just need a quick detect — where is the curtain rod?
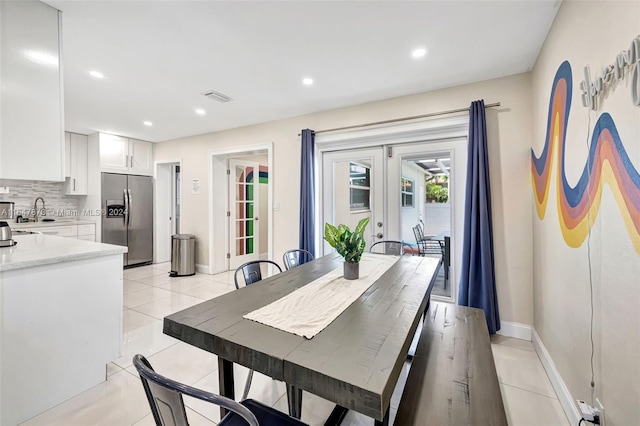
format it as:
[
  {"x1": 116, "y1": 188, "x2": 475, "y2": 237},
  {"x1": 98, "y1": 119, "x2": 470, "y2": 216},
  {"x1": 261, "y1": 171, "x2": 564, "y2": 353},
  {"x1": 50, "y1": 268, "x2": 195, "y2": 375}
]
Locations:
[{"x1": 298, "y1": 102, "x2": 500, "y2": 136}]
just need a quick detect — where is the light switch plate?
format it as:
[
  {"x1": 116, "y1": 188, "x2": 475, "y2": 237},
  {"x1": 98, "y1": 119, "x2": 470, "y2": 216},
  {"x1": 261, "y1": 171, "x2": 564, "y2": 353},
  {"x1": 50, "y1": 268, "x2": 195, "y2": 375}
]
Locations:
[{"x1": 273, "y1": 201, "x2": 280, "y2": 211}]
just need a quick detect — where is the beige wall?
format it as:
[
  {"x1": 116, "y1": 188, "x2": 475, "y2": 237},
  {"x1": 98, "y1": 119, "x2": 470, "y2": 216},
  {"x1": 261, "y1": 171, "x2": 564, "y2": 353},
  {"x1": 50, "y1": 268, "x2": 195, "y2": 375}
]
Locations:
[
  {"x1": 155, "y1": 72, "x2": 534, "y2": 326},
  {"x1": 531, "y1": 1, "x2": 640, "y2": 425}
]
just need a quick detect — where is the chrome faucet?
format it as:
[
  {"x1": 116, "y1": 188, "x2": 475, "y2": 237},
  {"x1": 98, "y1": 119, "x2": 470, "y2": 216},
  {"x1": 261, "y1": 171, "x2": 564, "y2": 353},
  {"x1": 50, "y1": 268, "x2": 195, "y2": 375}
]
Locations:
[{"x1": 33, "y1": 197, "x2": 46, "y2": 222}]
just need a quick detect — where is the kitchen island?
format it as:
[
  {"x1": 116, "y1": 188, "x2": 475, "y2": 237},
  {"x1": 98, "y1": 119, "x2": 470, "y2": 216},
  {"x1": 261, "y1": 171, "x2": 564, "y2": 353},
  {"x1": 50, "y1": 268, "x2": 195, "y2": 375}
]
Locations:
[{"x1": 0, "y1": 234, "x2": 127, "y2": 425}]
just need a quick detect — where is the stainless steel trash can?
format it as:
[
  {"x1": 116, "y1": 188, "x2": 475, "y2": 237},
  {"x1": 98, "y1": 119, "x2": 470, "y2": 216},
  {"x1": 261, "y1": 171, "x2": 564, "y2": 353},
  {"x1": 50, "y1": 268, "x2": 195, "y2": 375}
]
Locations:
[{"x1": 170, "y1": 234, "x2": 196, "y2": 277}]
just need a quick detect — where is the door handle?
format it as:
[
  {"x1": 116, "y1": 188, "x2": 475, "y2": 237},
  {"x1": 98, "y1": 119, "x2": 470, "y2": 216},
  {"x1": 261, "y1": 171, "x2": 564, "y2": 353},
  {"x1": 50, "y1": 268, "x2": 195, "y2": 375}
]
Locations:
[
  {"x1": 372, "y1": 233, "x2": 383, "y2": 239},
  {"x1": 73, "y1": 178, "x2": 76, "y2": 191},
  {"x1": 127, "y1": 189, "x2": 132, "y2": 226},
  {"x1": 123, "y1": 189, "x2": 129, "y2": 225}
]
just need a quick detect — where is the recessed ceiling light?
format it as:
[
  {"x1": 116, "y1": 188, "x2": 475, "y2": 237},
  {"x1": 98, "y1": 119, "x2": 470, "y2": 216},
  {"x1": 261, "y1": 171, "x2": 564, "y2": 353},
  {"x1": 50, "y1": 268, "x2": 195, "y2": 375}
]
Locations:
[
  {"x1": 302, "y1": 78, "x2": 314, "y2": 86},
  {"x1": 195, "y1": 108, "x2": 206, "y2": 116},
  {"x1": 89, "y1": 70, "x2": 104, "y2": 79},
  {"x1": 411, "y1": 48, "x2": 427, "y2": 59},
  {"x1": 143, "y1": 121, "x2": 153, "y2": 126}
]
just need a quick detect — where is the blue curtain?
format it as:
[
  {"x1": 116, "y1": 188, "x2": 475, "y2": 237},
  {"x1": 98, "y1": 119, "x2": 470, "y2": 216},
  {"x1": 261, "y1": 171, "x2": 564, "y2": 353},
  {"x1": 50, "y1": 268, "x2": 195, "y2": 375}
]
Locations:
[
  {"x1": 299, "y1": 129, "x2": 316, "y2": 256},
  {"x1": 458, "y1": 100, "x2": 500, "y2": 334}
]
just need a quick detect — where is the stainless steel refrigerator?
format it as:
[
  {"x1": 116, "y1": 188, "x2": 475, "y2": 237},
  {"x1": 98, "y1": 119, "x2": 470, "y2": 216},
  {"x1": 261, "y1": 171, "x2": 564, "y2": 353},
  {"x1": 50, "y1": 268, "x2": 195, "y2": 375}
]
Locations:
[{"x1": 102, "y1": 173, "x2": 153, "y2": 267}]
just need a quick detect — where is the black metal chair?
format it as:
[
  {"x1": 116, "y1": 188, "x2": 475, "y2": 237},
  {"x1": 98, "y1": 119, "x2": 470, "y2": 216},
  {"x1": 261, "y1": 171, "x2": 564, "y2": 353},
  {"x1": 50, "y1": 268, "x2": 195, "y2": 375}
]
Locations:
[
  {"x1": 412, "y1": 225, "x2": 443, "y2": 257},
  {"x1": 233, "y1": 260, "x2": 283, "y2": 400},
  {"x1": 369, "y1": 240, "x2": 413, "y2": 256},
  {"x1": 133, "y1": 354, "x2": 307, "y2": 426},
  {"x1": 282, "y1": 249, "x2": 315, "y2": 270},
  {"x1": 234, "y1": 260, "x2": 283, "y2": 289}
]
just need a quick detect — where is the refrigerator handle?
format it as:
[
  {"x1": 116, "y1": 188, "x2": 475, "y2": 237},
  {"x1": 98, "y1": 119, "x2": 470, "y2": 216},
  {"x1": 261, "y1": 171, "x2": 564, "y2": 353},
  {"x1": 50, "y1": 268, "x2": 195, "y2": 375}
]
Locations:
[
  {"x1": 124, "y1": 189, "x2": 129, "y2": 226},
  {"x1": 127, "y1": 189, "x2": 132, "y2": 227}
]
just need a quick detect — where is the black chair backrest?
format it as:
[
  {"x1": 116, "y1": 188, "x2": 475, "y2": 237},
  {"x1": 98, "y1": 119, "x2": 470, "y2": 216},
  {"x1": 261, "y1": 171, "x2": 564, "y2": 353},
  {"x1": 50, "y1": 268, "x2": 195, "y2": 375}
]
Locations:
[
  {"x1": 133, "y1": 354, "x2": 259, "y2": 426},
  {"x1": 370, "y1": 240, "x2": 412, "y2": 256},
  {"x1": 282, "y1": 249, "x2": 315, "y2": 270},
  {"x1": 412, "y1": 226, "x2": 423, "y2": 246},
  {"x1": 234, "y1": 260, "x2": 283, "y2": 289}
]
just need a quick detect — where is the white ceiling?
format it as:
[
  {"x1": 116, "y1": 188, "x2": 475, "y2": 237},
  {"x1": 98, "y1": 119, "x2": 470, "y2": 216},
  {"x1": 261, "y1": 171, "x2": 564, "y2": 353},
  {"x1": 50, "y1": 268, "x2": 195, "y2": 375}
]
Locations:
[{"x1": 45, "y1": 0, "x2": 560, "y2": 142}]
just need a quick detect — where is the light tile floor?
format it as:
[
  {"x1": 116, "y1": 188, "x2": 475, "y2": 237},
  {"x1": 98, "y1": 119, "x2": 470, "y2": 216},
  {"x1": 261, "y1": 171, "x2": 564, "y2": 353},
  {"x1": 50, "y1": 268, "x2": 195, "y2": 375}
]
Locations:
[{"x1": 21, "y1": 263, "x2": 570, "y2": 426}]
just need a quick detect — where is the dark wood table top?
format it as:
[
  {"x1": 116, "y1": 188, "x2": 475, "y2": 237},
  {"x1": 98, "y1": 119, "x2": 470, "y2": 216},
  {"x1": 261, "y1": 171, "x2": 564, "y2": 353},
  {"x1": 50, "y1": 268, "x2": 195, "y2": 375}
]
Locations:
[{"x1": 164, "y1": 253, "x2": 439, "y2": 421}]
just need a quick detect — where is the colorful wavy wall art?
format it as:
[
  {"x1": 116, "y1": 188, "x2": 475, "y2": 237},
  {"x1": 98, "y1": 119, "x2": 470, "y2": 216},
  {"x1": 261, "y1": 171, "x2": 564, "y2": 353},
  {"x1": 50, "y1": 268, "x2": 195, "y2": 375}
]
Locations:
[{"x1": 531, "y1": 61, "x2": 640, "y2": 254}]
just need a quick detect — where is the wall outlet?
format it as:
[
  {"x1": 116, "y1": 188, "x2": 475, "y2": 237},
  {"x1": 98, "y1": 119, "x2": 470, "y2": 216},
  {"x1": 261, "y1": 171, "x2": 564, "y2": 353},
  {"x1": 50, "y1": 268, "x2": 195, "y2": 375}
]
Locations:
[{"x1": 0, "y1": 186, "x2": 9, "y2": 194}]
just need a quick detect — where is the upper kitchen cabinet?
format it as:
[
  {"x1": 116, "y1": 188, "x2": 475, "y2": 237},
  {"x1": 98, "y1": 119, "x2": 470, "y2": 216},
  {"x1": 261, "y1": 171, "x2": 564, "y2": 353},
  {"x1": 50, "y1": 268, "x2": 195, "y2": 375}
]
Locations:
[
  {"x1": 0, "y1": 1, "x2": 64, "y2": 181},
  {"x1": 65, "y1": 132, "x2": 88, "y2": 195},
  {"x1": 97, "y1": 133, "x2": 153, "y2": 176}
]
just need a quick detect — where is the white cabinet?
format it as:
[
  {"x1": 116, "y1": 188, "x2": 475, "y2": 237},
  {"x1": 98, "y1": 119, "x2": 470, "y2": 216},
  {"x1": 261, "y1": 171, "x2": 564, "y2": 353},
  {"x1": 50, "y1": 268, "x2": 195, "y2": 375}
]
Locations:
[
  {"x1": 129, "y1": 139, "x2": 154, "y2": 175},
  {"x1": 27, "y1": 223, "x2": 95, "y2": 241},
  {"x1": 0, "y1": 1, "x2": 64, "y2": 181},
  {"x1": 77, "y1": 224, "x2": 96, "y2": 241},
  {"x1": 99, "y1": 133, "x2": 129, "y2": 172},
  {"x1": 29, "y1": 225, "x2": 78, "y2": 238},
  {"x1": 98, "y1": 133, "x2": 153, "y2": 176},
  {"x1": 65, "y1": 133, "x2": 88, "y2": 195}
]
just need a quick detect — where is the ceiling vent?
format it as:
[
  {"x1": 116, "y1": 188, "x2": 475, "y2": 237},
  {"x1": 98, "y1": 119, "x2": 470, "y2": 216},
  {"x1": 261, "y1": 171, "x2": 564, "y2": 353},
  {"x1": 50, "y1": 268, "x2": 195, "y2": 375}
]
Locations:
[{"x1": 202, "y1": 90, "x2": 233, "y2": 103}]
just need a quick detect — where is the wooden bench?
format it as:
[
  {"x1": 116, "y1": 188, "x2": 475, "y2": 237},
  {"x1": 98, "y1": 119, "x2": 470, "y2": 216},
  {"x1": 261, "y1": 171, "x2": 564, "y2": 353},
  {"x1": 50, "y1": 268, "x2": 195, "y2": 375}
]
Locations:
[{"x1": 395, "y1": 302, "x2": 507, "y2": 425}]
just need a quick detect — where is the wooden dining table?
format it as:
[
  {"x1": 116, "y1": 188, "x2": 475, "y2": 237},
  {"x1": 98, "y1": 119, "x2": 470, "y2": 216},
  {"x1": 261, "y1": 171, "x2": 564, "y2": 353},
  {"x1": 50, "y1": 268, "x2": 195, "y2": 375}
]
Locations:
[{"x1": 163, "y1": 253, "x2": 439, "y2": 425}]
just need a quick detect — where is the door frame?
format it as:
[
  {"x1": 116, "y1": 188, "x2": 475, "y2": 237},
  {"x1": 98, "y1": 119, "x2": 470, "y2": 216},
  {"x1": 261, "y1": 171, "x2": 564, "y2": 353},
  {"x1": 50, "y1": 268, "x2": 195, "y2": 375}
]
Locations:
[
  {"x1": 154, "y1": 158, "x2": 182, "y2": 264},
  {"x1": 316, "y1": 115, "x2": 468, "y2": 300},
  {"x1": 208, "y1": 143, "x2": 274, "y2": 274}
]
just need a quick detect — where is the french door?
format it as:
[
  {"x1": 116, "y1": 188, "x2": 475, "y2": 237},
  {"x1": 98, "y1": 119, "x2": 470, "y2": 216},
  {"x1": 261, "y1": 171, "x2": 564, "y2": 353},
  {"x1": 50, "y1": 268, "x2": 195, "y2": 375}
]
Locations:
[
  {"x1": 321, "y1": 139, "x2": 466, "y2": 302},
  {"x1": 321, "y1": 148, "x2": 385, "y2": 255},
  {"x1": 229, "y1": 159, "x2": 260, "y2": 268}
]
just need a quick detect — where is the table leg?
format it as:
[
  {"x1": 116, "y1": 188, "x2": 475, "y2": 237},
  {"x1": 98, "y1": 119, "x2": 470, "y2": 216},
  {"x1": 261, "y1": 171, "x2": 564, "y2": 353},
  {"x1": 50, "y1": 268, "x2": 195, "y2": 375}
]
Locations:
[
  {"x1": 374, "y1": 408, "x2": 390, "y2": 426},
  {"x1": 286, "y1": 383, "x2": 303, "y2": 419},
  {"x1": 218, "y1": 358, "x2": 235, "y2": 418},
  {"x1": 324, "y1": 405, "x2": 349, "y2": 426}
]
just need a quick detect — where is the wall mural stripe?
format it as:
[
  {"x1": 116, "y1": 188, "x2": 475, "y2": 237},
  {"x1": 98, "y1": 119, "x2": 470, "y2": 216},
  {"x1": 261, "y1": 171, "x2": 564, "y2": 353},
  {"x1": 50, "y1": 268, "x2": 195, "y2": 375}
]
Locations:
[{"x1": 531, "y1": 60, "x2": 640, "y2": 254}]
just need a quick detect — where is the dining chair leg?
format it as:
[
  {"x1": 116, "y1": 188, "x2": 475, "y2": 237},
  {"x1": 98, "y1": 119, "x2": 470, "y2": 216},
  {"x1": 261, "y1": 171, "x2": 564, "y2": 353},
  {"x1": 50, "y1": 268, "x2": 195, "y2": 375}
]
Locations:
[
  {"x1": 286, "y1": 383, "x2": 303, "y2": 419},
  {"x1": 218, "y1": 357, "x2": 235, "y2": 418},
  {"x1": 241, "y1": 369, "x2": 254, "y2": 400}
]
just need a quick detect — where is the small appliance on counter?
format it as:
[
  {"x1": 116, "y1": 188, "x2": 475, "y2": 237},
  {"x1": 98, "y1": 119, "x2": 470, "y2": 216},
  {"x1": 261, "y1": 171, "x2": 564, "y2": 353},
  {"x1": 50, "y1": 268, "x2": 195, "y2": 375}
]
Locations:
[{"x1": 0, "y1": 221, "x2": 17, "y2": 247}]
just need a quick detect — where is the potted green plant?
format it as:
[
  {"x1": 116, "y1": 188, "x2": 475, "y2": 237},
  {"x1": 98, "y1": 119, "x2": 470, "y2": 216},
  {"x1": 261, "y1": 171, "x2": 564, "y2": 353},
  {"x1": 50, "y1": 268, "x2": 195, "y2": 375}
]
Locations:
[{"x1": 324, "y1": 217, "x2": 370, "y2": 280}]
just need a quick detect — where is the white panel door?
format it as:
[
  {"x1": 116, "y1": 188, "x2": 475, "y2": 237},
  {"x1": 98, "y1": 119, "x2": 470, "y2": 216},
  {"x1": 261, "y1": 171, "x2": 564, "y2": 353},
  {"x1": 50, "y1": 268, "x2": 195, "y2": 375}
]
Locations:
[
  {"x1": 322, "y1": 148, "x2": 384, "y2": 255},
  {"x1": 229, "y1": 159, "x2": 260, "y2": 268}
]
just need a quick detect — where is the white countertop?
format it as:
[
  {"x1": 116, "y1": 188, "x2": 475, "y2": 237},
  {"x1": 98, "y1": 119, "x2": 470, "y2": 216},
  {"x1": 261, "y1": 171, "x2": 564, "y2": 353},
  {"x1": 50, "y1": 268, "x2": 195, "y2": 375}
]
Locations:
[
  {"x1": 0, "y1": 234, "x2": 127, "y2": 272},
  {"x1": 10, "y1": 219, "x2": 97, "y2": 229}
]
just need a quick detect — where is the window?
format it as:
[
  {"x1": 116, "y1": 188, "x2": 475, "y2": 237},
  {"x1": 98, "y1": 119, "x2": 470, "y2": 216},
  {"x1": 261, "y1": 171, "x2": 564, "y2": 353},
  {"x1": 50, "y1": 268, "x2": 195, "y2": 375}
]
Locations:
[
  {"x1": 401, "y1": 177, "x2": 414, "y2": 207},
  {"x1": 349, "y1": 163, "x2": 370, "y2": 211}
]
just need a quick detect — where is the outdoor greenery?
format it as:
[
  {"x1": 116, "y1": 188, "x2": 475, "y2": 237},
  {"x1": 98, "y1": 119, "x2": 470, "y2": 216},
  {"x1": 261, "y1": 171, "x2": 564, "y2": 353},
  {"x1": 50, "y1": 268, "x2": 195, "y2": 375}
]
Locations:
[
  {"x1": 425, "y1": 178, "x2": 449, "y2": 203},
  {"x1": 324, "y1": 217, "x2": 370, "y2": 263}
]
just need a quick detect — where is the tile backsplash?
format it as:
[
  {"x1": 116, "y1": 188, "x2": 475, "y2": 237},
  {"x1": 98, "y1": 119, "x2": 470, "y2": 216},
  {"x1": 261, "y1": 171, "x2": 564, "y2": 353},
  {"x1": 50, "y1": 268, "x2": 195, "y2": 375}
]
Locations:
[{"x1": 0, "y1": 179, "x2": 82, "y2": 219}]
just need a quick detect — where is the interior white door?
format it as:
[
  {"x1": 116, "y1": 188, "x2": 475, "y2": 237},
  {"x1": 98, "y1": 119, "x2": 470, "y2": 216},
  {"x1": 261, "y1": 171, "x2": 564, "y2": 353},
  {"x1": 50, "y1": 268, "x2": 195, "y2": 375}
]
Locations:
[
  {"x1": 229, "y1": 159, "x2": 260, "y2": 268},
  {"x1": 155, "y1": 163, "x2": 173, "y2": 263},
  {"x1": 321, "y1": 148, "x2": 384, "y2": 255}
]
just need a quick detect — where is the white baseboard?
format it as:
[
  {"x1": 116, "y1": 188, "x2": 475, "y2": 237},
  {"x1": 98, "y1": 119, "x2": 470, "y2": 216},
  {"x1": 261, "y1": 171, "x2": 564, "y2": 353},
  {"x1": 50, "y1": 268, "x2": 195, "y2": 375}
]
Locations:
[
  {"x1": 497, "y1": 320, "x2": 532, "y2": 341},
  {"x1": 532, "y1": 329, "x2": 580, "y2": 426},
  {"x1": 195, "y1": 264, "x2": 211, "y2": 274}
]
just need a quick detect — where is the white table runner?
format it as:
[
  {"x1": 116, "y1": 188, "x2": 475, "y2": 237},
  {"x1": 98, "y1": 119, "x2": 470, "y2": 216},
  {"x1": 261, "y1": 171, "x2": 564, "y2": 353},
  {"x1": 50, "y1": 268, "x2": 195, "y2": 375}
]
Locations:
[{"x1": 243, "y1": 253, "x2": 400, "y2": 339}]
